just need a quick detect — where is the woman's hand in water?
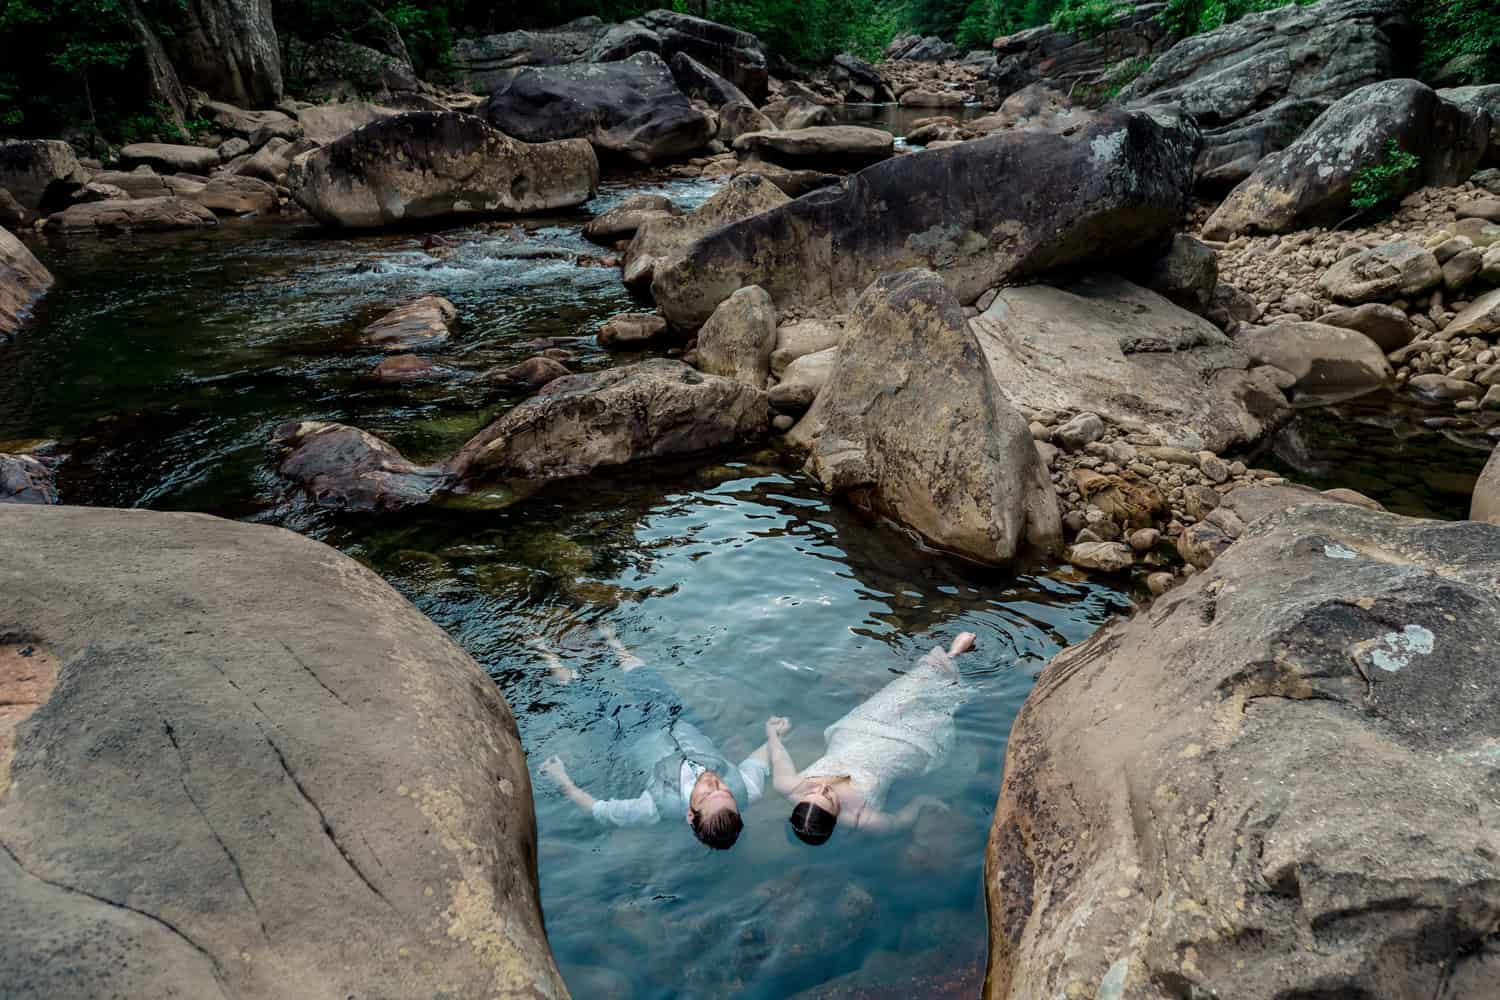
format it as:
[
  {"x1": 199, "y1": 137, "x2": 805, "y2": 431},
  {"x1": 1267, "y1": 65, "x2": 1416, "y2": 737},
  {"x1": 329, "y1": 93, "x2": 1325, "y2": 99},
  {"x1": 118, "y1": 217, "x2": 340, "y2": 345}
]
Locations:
[
  {"x1": 539, "y1": 755, "x2": 570, "y2": 785},
  {"x1": 948, "y1": 632, "x2": 978, "y2": 657},
  {"x1": 765, "y1": 716, "x2": 792, "y2": 739}
]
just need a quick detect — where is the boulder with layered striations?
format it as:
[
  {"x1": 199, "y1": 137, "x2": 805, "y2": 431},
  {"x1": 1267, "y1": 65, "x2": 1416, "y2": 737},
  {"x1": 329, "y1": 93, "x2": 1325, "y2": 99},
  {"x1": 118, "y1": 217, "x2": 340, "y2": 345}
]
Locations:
[
  {"x1": 447, "y1": 358, "x2": 769, "y2": 486},
  {"x1": 986, "y1": 502, "x2": 1500, "y2": 999},
  {"x1": 1, "y1": 227, "x2": 53, "y2": 339},
  {"x1": 288, "y1": 111, "x2": 598, "y2": 229},
  {"x1": 789, "y1": 270, "x2": 1060, "y2": 565},
  {"x1": 483, "y1": 52, "x2": 714, "y2": 165},
  {"x1": 0, "y1": 504, "x2": 566, "y2": 998},
  {"x1": 653, "y1": 109, "x2": 1200, "y2": 329}
]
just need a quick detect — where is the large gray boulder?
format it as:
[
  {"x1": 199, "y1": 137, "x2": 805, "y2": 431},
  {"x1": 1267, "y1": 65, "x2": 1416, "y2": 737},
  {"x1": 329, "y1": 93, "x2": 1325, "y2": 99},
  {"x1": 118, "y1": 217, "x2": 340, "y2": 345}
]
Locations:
[
  {"x1": 971, "y1": 274, "x2": 1291, "y2": 452},
  {"x1": 789, "y1": 270, "x2": 1060, "y2": 565},
  {"x1": 288, "y1": 111, "x2": 598, "y2": 229},
  {"x1": 447, "y1": 358, "x2": 768, "y2": 486},
  {"x1": 732, "y1": 126, "x2": 894, "y2": 172},
  {"x1": 0, "y1": 140, "x2": 88, "y2": 217},
  {"x1": 1237, "y1": 320, "x2": 1392, "y2": 398},
  {"x1": 668, "y1": 51, "x2": 748, "y2": 108},
  {"x1": 161, "y1": 0, "x2": 282, "y2": 106},
  {"x1": 1440, "y1": 84, "x2": 1500, "y2": 165},
  {"x1": 652, "y1": 109, "x2": 1199, "y2": 329},
  {"x1": 294, "y1": 101, "x2": 397, "y2": 145},
  {"x1": 452, "y1": 17, "x2": 610, "y2": 91},
  {"x1": 1124, "y1": 0, "x2": 1413, "y2": 191},
  {"x1": 118, "y1": 143, "x2": 222, "y2": 174},
  {"x1": 624, "y1": 172, "x2": 789, "y2": 291},
  {"x1": 1204, "y1": 79, "x2": 1490, "y2": 239},
  {"x1": 483, "y1": 52, "x2": 715, "y2": 164},
  {"x1": 991, "y1": 3, "x2": 1179, "y2": 103},
  {"x1": 985, "y1": 502, "x2": 1500, "y2": 999},
  {"x1": 0, "y1": 505, "x2": 566, "y2": 999},
  {"x1": 633, "y1": 8, "x2": 769, "y2": 105},
  {"x1": 41, "y1": 197, "x2": 217, "y2": 232},
  {"x1": 1, "y1": 227, "x2": 52, "y2": 339},
  {"x1": 696, "y1": 285, "x2": 778, "y2": 389},
  {"x1": 829, "y1": 53, "x2": 894, "y2": 103}
]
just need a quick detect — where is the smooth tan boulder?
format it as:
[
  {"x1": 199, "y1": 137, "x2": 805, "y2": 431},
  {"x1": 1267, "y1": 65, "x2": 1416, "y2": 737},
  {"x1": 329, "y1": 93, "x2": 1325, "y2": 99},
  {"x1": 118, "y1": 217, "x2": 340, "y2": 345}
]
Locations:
[
  {"x1": 1238, "y1": 320, "x2": 1392, "y2": 397},
  {"x1": 732, "y1": 125, "x2": 893, "y2": 171},
  {"x1": 41, "y1": 196, "x2": 218, "y2": 232},
  {"x1": 1317, "y1": 242, "x2": 1442, "y2": 303},
  {"x1": 1, "y1": 227, "x2": 53, "y2": 338},
  {"x1": 695, "y1": 285, "x2": 777, "y2": 389},
  {"x1": 624, "y1": 172, "x2": 789, "y2": 292},
  {"x1": 360, "y1": 296, "x2": 457, "y2": 352},
  {"x1": 118, "y1": 142, "x2": 222, "y2": 174},
  {"x1": 582, "y1": 192, "x2": 681, "y2": 245},
  {"x1": 194, "y1": 174, "x2": 279, "y2": 214}
]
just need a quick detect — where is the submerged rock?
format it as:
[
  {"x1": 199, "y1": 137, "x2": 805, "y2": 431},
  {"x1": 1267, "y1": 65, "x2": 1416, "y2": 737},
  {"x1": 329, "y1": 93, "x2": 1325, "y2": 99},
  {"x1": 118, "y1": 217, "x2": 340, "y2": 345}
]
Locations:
[
  {"x1": 483, "y1": 52, "x2": 714, "y2": 165},
  {"x1": 597, "y1": 312, "x2": 668, "y2": 348},
  {"x1": 582, "y1": 192, "x2": 681, "y2": 245},
  {"x1": 368, "y1": 355, "x2": 449, "y2": 384},
  {"x1": 41, "y1": 196, "x2": 218, "y2": 232},
  {"x1": 653, "y1": 110, "x2": 1199, "y2": 329},
  {"x1": 1, "y1": 227, "x2": 53, "y2": 339},
  {"x1": 289, "y1": 111, "x2": 598, "y2": 229},
  {"x1": 360, "y1": 296, "x2": 456, "y2": 352},
  {"x1": 986, "y1": 502, "x2": 1500, "y2": 999},
  {"x1": 490, "y1": 355, "x2": 572, "y2": 389},
  {"x1": 272, "y1": 420, "x2": 444, "y2": 511},
  {"x1": 0, "y1": 504, "x2": 565, "y2": 998},
  {"x1": 446, "y1": 358, "x2": 769, "y2": 485},
  {"x1": 0, "y1": 453, "x2": 57, "y2": 503},
  {"x1": 789, "y1": 270, "x2": 1060, "y2": 565}
]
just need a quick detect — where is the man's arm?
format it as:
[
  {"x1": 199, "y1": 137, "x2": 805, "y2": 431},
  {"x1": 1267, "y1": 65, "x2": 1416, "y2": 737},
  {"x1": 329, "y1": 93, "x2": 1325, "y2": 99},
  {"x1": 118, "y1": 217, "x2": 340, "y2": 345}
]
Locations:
[
  {"x1": 539, "y1": 756, "x2": 658, "y2": 825},
  {"x1": 764, "y1": 717, "x2": 802, "y2": 796}
]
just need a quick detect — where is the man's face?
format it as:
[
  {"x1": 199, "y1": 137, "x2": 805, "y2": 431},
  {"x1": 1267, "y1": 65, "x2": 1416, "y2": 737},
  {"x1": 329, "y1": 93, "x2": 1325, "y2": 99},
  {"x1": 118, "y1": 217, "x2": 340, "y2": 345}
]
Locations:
[{"x1": 688, "y1": 769, "x2": 737, "y2": 818}]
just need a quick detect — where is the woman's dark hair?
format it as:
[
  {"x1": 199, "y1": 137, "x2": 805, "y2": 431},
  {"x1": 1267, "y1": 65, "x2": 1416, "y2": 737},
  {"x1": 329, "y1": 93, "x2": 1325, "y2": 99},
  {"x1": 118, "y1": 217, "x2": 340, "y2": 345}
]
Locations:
[
  {"x1": 789, "y1": 801, "x2": 837, "y2": 846},
  {"x1": 690, "y1": 805, "x2": 744, "y2": 850}
]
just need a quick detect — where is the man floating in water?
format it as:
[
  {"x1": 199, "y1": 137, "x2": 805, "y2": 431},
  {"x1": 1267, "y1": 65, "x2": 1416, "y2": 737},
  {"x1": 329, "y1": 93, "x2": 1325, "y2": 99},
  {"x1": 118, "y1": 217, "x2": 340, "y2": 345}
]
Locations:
[
  {"x1": 769, "y1": 632, "x2": 977, "y2": 844},
  {"x1": 536, "y1": 622, "x2": 779, "y2": 851}
]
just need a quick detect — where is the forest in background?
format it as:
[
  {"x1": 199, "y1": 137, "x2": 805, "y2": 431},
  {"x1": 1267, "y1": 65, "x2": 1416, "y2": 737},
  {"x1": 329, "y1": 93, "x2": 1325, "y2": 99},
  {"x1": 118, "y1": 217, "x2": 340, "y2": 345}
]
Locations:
[{"x1": 1, "y1": 0, "x2": 1495, "y2": 141}]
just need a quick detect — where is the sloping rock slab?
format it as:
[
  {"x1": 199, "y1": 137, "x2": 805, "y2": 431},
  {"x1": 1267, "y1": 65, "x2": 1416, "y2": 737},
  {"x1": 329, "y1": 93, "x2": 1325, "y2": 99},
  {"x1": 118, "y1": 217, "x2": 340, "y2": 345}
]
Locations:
[
  {"x1": 483, "y1": 52, "x2": 714, "y2": 165},
  {"x1": 118, "y1": 143, "x2": 222, "y2": 174},
  {"x1": 288, "y1": 111, "x2": 598, "y2": 229},
  {"x1": 789, "y1": 270, "x2": 1059, "y2": 565},
  {"x1": 653, "y1": 109, "x2": 1199, "y2": 329},
  {"x1": 971, "y1": 274, "x2": 1290, "y2": 452},
  {"x1": 0, "y1": 504, "x2": 566, "y2": 999},
  {"x1": 2, "y1": 228, "x2": 53, "y2": 338},
  {"x1": 41, "y1": 197, "x2": 217, "y2": 232},
  {"x1": 447, "y1": 358, "x2": 768, "y2": 485},
  {"x1": 985, "y1": 502, "x2": 1500, "y2": 999}
]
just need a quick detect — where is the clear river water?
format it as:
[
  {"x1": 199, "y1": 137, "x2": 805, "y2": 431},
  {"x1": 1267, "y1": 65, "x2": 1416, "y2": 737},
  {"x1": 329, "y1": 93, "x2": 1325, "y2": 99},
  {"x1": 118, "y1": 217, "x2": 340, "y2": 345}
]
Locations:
[{"x1": 1, "y1": 167, "x2": 1487, "y2": 997}]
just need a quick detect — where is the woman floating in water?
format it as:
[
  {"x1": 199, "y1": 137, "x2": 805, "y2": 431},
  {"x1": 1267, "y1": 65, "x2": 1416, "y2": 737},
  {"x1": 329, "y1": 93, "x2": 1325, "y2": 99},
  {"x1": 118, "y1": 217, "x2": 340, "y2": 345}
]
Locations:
[{"x1": 767, "y1": 632, "x2": 977, "y2": 845}]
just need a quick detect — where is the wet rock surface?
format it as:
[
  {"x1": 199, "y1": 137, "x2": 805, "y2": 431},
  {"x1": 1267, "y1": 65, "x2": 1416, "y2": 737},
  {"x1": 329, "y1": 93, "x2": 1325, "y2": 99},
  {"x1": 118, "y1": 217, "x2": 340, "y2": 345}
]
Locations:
[
  {"x1": 0, "y1": 453, "x2": 58, "y2": 504},
  {"x1": 0, "y1": 504, "x2": 566, "y2": 999},
  {"x1": 1, "y1": 228, "x2": 53, "y2": 339},
  {"x1": 986, "y1": 502, "x2": 1500, "y2": 999},
  {"x1": 273, "y1": 421, "x2": 444, "y2": 511}
]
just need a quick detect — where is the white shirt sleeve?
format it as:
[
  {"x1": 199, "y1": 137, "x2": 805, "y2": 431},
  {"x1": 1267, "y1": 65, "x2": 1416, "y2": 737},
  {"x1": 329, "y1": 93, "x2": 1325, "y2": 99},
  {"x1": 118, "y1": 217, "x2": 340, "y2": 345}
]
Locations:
[
  {"x1": 591, "y1": 790, "x2": 659, "y2": 826},
  {"x1": 738, "y1": 757, "x2": 771, "y2": 805}
]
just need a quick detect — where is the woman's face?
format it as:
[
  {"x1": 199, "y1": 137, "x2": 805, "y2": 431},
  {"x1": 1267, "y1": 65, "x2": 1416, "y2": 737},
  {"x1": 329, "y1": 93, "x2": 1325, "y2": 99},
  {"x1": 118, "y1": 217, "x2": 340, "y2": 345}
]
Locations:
[{"x1": 800, "y1": 781, "x2": 841, "y2": 816}]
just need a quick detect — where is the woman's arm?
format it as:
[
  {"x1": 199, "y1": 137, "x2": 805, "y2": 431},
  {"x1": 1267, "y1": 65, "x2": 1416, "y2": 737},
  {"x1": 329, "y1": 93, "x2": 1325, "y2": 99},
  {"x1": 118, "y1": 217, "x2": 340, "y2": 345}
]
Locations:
[
  {"x1": 852, "y1": 795, "x2": 946, "y2": 835},
  {"x1": 764, "y1": 716, "x2": 802, "y2": 796}
]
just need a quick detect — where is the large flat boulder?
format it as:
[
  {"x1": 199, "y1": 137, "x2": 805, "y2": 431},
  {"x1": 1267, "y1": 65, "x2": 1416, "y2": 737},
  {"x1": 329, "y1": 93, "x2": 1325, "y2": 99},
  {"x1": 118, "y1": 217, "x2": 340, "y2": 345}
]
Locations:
[
  {"x1": 0, "y1": 140, "x2": 88, "y2": 217},
  {"x1": 118, "y1": 143, "x2": 222, "y2": 175},
  {"x1": 971, "y1": 274, "x2": 1291, "y2": 452},
  {"x1": 789, "y1": 270, "x2": 1059, "y2": 565},
  {"x1": 1, "y1": 227, "x2": 53, "y2": 338},
  {"x1": 732, "y1": 126, "x2": 894, "y2": 172},
  {"x1": 447, "y1": 358, "x2": 769, "y2": 486},
  {"x1": 41, "y1": 197, "x2": 217, "y2": 232},
  {"x1": 652, "y1": 109, "x2": 1200, "y2": 329},
  {"x1": 991, "y1": 3, "x2": 1179, "y2": 104},
  {"x1": 1124, "y1": 0, "x2": 1412, "y2": 190},
  {"x1": 0, "y1": 505, "x2": 565, "y2": 998},
  {"x1": 985, "y1": 502, "x2": 1500, "y2": 999},
  {"x1": 483, "y1": 52, "x2": 714, "y2": 165},
  {"x1": 288, "y1": 111, "x2": 598, "y2": 229},
  {"x1": 1204, "y1": 79, "x2": 1490, "y2": 239},
  {"x1": 1440, "y1": 85, "x2": 1500, "y2": 165}
]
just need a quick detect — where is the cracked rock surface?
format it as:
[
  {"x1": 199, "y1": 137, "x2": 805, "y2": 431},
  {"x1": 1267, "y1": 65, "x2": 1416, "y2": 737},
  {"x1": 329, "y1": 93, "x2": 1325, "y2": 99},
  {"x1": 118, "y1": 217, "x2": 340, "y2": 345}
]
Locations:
[
  {"x1": 0, "y1": 505, "x2": 567, "y2": 1000},
  {"x1": 984, "y1": 501, "x2": 1500, "y2": 999}
]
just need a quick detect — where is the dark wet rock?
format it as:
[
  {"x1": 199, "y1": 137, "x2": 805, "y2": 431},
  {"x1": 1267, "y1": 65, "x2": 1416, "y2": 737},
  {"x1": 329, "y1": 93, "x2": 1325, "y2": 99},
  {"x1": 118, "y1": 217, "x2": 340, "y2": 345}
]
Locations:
[
  {"x1": 1, "y1": 227, "x2": 53, "y2": 339},
  {"x1": 361, "y1": 296, "x2": 456, "y2": 352},
  {"x1": 990, "y1": 2, "x2": 1177, "y2": 105},
  {"x1": 1318, "y1": 241, "x2": 1442, "y2": 304},
  {"x1": 159, "y1": 0, "x2": 282, "y2": 106},
  {"x1": 1315, "y1": 302, "x2": 1414, "y2": 352},
  {"x1": 654, "y1": 109, "x2": 1199, "y2": 329},
  {"x1": 453, "y1": 17, "x2": 610, "y2": 91},
  {"x1": 118, "y1": 143, "x2": 221, "y2": 175},
  {"x1": 1124, "y1": 0, "x2": 1412, "y2": 192},
  {"x1": 829, "y1": 53, "x2": 894, "y2": 104},
  {"x1": 582, "y1": 192, "x2": 681, "y2": 245},
  {"x1": 733, "y1": 126, "x2": 892, "y2": 172},
  {"x1": 790, "y1": 270, "x2": 1060, "y2": 565},
  {"x1": 193, "y1": 174, "x2": 278, "y2": 215},
  {"x1": 1204, "y1": 79, "x2": 1489, "y2": 239},
  {"x1": 490, "y1": 355, "x2": 572, "y2": 389},
  {"x1": 973, "y1": 275, "x2": 1291, "y2": 453},
  {"x1": 587, "y1": 21, "x2": 662, "y2": 63},
  {"x1": 447, "y1": 358, "x2": 769, "y2": 485},
  {"x1": 633, "y1": 9, "x2": 769, "y2": 105},
  {"x1": 0, "y1": 453, "x2": 57, "y2": 503},
  {"x1": 483, "y1": 52, "x2": 715, "y2": 165},
  {"x1": 289, "y1": 111, "x2": 598, "y2": 229},
  {"x1": 597, "y1": 312, "x2": 668, "y2": 348},
  {"x1": 1238, "y1": 320, "x2": 1392, "y2": 396},
  {"x1": 368, "y1": 355, "x2": 449, "y2": 384},
  {"x1": 1142, "y1": 233, "x2": 1217, "y2": 312},
  {"x1": 696, "y1": 285, "x2": 777, "y2": 389},
  {"x1": 273, "y1": 420, "x2": 444, "y2": 510},
  {"x1": 0, "y1": 504, "x2": 565, "y2": 996},
  {"x1": 729, "y1": 160, "x2": 840, "y2": 198},
  {"x1": 892, "y1": 35, "x2": 957, "y2": 62},
  {"x1": 0, "y1": 189, "x2": 24, "y2": 229},
  {"x1": 0, "y1": 140, "x2": 88, "y2": 217},
  {"x1": 986, "y1": 502, "x2": 1500, "y2": 999},
  {"x1": 41, "y1": 197, "x2": 217, "y2": 232},
  {"x1": 624, "y1": 172, "x2": 789, "y2": 292},
  {"x1": 668, "y1": 51, "x2": 748, "y2": 108}
]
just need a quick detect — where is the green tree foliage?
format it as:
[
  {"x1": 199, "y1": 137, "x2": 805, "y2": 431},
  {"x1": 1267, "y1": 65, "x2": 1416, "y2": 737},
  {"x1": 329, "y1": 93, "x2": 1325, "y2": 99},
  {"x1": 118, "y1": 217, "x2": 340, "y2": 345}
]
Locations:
[
  {"x1": 1049, "y1": 0, "x2": 1128, "y2": 37},
  {"x1": 1418, "y1": 0, "x2": 1500, "y2": 83},
  {"x1": 708, "y1": 0, "x2": 901, "y2": 62},
  {"x1": 1349, "y1": 139, "x2": 1422, "y2": 213},
  {"x1": 1155, "y1": 0, "x2": 1314, "y2": 36}
]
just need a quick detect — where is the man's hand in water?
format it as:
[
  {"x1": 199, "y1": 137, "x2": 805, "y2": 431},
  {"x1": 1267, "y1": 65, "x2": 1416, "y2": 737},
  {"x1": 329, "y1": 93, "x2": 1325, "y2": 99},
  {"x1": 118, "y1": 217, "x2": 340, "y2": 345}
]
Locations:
[
  {"x1": 765, "y1": 716, "x2": 792, "y2": 739},
  {"x1": 539, "y1": 755, "x2": 570, "y2": 785},
  {"x1": 948, "y1": 632, "x2": 978, "y2": 657}
]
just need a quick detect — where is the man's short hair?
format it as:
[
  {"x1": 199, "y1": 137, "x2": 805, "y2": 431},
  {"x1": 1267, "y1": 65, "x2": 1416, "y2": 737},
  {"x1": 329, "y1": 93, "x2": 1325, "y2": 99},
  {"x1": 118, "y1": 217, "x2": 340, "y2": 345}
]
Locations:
[
  {"x1": 789, "y1": 801, "x2": 837, "y2": 846},
  {"x1": 690, "y1": 804, "x2": 744, "y2": 850}
]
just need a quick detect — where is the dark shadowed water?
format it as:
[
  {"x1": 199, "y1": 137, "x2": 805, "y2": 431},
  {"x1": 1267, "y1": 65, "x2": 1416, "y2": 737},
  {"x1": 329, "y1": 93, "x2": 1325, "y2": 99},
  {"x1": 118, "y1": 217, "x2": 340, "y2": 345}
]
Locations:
[
  {"x1": 2, "y1": 165, "x2": 1484, "y2": 996},
  {"x1": 0, "y1": 177, "x2": 1133, "y2": 997}
]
